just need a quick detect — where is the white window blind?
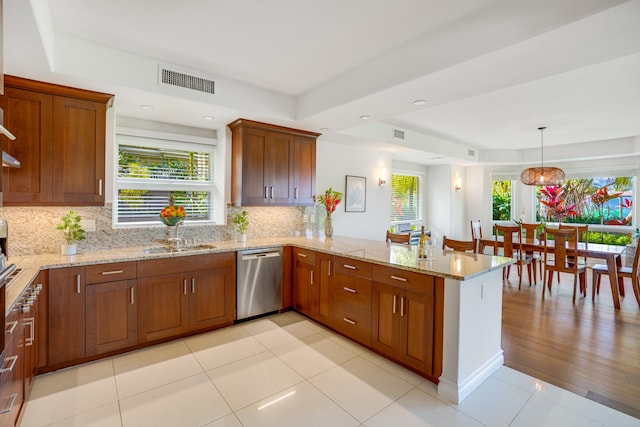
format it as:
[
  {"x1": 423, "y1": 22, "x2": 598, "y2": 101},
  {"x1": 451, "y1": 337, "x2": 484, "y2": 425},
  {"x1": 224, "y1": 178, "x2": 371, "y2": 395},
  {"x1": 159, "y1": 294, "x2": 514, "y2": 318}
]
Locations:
[
  {"x1": 115, "y1": 133, "x2": 215, "y2": 225},
  {"x1": 391, "y1": 173, "x2": 421, "y2": 222}
]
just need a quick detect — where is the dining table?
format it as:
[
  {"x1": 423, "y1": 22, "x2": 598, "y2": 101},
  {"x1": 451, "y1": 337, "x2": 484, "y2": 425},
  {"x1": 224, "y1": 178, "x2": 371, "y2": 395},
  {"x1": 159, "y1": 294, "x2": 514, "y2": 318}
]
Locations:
[{"x1": 481, "y1": 237, "x2": 627, "y2": 309}]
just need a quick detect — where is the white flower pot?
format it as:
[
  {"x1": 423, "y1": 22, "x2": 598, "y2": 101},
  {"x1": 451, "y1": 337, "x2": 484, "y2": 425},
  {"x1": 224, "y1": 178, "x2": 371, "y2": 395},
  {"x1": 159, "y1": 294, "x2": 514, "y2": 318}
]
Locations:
[
  {"x1": 238, "y1": 233, "x2": 247, "y2": 242},
  {"x1": 61, "y1": 243, "x2": 77, "y2": 256}
]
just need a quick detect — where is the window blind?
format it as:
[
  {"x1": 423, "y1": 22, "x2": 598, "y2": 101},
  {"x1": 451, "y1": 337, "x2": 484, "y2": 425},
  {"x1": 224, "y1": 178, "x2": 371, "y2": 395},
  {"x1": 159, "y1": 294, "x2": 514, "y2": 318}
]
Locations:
[{"x1": 391, "y1": 173, "x2": 421, "y2": 221}]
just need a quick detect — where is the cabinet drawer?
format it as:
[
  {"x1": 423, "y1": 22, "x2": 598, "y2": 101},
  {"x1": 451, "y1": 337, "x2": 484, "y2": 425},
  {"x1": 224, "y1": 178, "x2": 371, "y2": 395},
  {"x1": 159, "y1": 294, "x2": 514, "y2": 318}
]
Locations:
[
  {"x1": 138, "y1": 252, "x2": 234, "y2": 277},
  {"x1": 331, "y1": 276, "x2": 371, "y2": 311},
  {"x1": 293, "y1": 248, "x2": 315, "y2": 266},
  {"x1": 372, "y1": 265, "x2": 434, "y2": 295},
  {"x1": 0, "y1": 311, "x2": 22, "y2": 426},
  {"x1": 86, "y1": 262, "x2": 137, "y2": 284},
  {"x1": 331, "y1": 299, "x2": 371, "y2": 347},
  {"x1": 333, "y1": 256, "x2": 372, "y2": 279}
]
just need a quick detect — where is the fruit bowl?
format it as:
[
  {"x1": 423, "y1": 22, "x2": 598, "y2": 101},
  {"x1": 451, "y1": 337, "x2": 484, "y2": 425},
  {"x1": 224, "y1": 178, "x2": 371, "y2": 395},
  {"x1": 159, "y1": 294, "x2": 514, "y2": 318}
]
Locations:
[{"x1": 160, "y1": 215, "x2": 184, "y2": 226}]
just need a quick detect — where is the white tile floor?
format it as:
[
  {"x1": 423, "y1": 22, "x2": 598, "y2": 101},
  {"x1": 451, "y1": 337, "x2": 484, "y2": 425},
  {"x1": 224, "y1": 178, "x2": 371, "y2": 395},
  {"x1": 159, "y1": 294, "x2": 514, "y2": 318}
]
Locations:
[{"x1": 22, "y1": 311, "x2": 640, "y2": 427}]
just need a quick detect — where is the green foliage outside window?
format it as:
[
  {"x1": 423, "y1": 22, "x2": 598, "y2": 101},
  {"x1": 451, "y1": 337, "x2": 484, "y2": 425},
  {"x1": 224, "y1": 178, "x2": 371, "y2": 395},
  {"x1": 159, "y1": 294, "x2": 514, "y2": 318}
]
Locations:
[{"x1": 492, "y1": 180, "x2": 512, "y2": 221}]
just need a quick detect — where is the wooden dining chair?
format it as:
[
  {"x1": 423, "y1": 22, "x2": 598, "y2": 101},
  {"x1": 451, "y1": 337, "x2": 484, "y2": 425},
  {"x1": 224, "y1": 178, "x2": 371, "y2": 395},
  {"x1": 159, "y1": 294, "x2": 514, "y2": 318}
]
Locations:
[
  {"x1": 543, "y1": 227, "x2": 587, "y2": 303},
  {"x1": 558, "y1": 224, "x2": 589, "y2": 280},
  {"x1": 521, "y1": 222, "x2": 543, "y2": 278},
  {"x1": 386, "y1": 230, "x2": 411, "y2": 244},
  {"x1": 494, "y1": 224, "x2": 536, "y2": 289},
  {"x1": 470, "y1": 220, "x2": 485, "y2": 254},
  {"x1": 591, "y1": 245, "x2": 640, "y2": 306},
  {"x1": 442, "y1": 236, "x2": 477, "y2": 253}
]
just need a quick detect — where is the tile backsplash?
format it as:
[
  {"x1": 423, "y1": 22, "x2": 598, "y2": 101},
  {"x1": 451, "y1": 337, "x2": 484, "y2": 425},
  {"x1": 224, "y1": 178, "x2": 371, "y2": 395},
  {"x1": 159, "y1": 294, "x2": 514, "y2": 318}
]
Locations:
[{"x1": 0, "y1": 204, "x2": 320, "y2": 256}]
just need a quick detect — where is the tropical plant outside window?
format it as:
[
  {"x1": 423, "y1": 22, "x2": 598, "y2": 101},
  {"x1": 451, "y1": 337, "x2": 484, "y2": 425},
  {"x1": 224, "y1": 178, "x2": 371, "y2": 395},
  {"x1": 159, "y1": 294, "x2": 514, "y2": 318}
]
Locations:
[
  {"x1": 536, "y1": 176, "x2": 633, "y2": 245},
  {"x1": 390, "y1": 173, "x2": 421, "y2": 222},
  {"x1": 492, "y1": 180, "x2": 512, "y2": 221},
  {"x1": 115, "y1": 134, "x2": 215, "y2": 225}
]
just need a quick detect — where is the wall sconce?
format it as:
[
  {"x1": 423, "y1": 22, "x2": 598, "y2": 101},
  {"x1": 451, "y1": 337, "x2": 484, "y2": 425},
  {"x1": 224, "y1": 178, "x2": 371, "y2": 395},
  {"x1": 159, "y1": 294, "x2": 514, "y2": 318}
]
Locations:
[
  {"x1": 379, "y1": 168, "x2": 387, "y2": 186},
  {"x1": 454, "y1": 177, "x2": 462, "y2": 192}
]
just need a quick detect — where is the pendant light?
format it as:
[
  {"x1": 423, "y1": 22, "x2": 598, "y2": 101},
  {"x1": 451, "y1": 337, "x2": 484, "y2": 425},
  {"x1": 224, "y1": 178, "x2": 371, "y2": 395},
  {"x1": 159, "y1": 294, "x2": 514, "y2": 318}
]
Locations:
[{"x1": 520, "y1": 126, "x2": 565, "y2": 186}]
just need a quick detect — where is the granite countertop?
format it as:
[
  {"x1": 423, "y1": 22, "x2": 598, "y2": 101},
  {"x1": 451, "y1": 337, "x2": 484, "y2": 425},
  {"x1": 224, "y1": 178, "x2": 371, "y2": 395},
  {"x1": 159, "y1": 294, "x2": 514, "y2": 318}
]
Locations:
[{"x1": 4, "y1": 235, "x2": 513, "y2": 312}]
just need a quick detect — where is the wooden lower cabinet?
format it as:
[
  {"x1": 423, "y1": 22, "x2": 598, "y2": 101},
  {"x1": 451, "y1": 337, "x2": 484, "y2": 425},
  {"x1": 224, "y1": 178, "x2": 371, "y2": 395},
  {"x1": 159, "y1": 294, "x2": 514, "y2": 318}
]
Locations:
[
  {"x1": 86, "y1": 279, "x2": 138, "y2": 356},
  {"x1": 0, "y1": 311, "x2": 24, "y2": 427},
  {"x1": 316, "y1": 253, "x2": 333, "y2": 325},
  {"x1": 188, "y1": 266, "x2": 235, "y2": 331},
  {"x1": 48, "y1": 267, "x2": 86, "y2": 366},
  {"x1": 137, "y1": 273, "x2": 190, "y2": 343},
  {"x1": 292, "y1": 248, "x2": 318, "y2": 318}
]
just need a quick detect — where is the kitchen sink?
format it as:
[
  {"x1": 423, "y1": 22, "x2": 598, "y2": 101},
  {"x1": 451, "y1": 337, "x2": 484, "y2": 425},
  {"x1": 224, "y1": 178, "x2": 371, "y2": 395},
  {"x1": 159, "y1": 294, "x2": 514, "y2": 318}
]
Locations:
[{"x1": 143, "y1": 243, "x2": 216, "y2": 254}]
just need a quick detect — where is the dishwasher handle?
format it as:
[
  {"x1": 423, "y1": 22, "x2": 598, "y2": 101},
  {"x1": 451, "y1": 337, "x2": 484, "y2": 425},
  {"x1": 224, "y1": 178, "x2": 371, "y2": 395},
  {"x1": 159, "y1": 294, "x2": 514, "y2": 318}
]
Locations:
[{"x1": 241, "y1": 252, "x2": 281, "y2": 261}]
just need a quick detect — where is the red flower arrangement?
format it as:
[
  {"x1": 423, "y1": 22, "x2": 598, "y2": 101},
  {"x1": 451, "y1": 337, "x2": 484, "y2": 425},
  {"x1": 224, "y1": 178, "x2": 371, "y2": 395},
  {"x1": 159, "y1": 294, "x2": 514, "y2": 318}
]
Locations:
[{"x1": 319, "y1": 187, "x2": 343, "y2": 218}]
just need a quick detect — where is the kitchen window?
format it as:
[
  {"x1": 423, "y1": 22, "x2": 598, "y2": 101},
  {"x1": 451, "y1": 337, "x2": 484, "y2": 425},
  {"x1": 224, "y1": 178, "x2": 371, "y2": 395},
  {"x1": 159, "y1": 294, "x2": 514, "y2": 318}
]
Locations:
[
  {"x1": 390, "y1": 172, "x2": 421, "y2": 222},
  {"x1": 115, "y1": 132, "x2": 216, "y2": 226}
]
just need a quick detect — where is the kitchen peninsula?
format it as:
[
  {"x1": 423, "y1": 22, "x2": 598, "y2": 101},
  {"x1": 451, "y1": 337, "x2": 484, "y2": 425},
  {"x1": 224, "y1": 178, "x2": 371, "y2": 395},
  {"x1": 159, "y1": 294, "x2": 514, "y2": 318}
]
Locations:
[{"x1": 4, "y1": 234, "x2": 511, "y2": 419}]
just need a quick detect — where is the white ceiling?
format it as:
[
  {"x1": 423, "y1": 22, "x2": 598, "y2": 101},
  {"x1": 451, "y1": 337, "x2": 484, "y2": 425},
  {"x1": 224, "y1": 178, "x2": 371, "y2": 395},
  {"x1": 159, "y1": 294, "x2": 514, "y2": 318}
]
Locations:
[{"x1": 4, "y1": 0, "x2": 640, "y2": 164}]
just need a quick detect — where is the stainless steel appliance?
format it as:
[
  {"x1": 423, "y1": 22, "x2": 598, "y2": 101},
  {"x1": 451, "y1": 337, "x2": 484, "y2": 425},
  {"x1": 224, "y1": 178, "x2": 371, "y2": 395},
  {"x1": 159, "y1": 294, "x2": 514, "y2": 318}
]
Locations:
[
  {"x1": 236, "y1": 247, "x2": 283, "y2": 321},
  {"x1": 0, "y1": 255, "x2": 17, "y2": 360}
]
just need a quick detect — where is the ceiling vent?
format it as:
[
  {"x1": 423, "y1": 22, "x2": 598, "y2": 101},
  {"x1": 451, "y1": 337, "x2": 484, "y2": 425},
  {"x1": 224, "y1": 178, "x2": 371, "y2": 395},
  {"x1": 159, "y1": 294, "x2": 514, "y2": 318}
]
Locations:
[
  {"x1": 392, "y1": 128, "x2": 405, "y2": 141},
  {"x1": 468, "y1": 149, "x2": 476, "y2": 157},
  {"x1": 159, "y1": 66, "x2": 215, "y2": 95}
]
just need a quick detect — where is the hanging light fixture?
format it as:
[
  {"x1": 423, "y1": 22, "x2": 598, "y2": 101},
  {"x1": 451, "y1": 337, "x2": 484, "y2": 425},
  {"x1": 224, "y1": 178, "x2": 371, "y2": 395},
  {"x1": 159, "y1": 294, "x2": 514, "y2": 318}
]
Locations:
[{"x1": 520, "y1": 126, "x2": 565, "y2": 186}]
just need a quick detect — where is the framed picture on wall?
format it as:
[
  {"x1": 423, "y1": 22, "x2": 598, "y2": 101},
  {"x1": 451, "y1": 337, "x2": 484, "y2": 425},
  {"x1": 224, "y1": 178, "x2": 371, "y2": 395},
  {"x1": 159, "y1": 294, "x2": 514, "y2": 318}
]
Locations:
[{"x1": 345, "y1": 175, "x2": 366, "y2": 212}]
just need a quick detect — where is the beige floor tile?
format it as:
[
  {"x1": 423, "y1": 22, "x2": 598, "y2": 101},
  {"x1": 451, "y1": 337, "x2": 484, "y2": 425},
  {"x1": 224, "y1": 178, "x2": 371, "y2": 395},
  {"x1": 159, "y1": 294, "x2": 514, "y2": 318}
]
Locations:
[
  {"x1": 185, "y1": 325, "x2": 267, "y2": 370},
  {"x1": 41, "y1": 402, "x2": 122, "y2": 427}
]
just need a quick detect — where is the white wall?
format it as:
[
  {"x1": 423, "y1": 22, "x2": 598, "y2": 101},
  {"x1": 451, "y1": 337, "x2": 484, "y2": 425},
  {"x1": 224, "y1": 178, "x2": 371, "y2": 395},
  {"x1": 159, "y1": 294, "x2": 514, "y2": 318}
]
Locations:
[{"x1": 316, "y1": 139, "x2": 391, "y2": 241}]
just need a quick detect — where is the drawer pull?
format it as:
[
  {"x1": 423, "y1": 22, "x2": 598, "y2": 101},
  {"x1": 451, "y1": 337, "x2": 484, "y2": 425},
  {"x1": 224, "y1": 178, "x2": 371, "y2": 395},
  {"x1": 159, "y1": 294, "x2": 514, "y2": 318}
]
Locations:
[
  {"x1": 391, "y1": 275, "x2": 408, "y2": 282},
  {"x1": 343, "y1": 264, "x2": 357, "y2": 270},
  {"x1": 24, "y1": 317, "x2": 35, "y2": 346},
  {"x1": 298, "y1": 253, "x2": 308, "y2": 258},
  {"x1": 0, "y1": 393, "x2": 17, "y2": 414},
  {"x1": 343, "y1": 317, "x2": 357, "y2": 325},
  {"x1": 343, "y1": 287, "x2": 357, "y2": 294},
  {"x1": 101, "y1": 270, "x2": 124, "y2": 275},
  {"x1": 5, "y1": 320, "x2": 17, "y2": 335},
  {"x1": 0, "y1": 356, "x2": 18, "y2": 374}
]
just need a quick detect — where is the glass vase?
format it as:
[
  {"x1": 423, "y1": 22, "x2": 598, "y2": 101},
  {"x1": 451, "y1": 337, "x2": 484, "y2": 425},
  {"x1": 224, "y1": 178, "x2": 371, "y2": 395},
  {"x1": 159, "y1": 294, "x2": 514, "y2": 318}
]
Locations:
[{"x1": 325, "y1": 217, "x2": 333, "y2": 237}]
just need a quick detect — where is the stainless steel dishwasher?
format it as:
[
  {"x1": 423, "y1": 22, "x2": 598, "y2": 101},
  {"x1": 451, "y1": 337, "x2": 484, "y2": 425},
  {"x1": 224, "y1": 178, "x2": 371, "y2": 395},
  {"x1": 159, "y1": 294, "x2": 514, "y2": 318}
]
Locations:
[{"x1": 236, "y1": 247, "x2": 283, "y2": 321}]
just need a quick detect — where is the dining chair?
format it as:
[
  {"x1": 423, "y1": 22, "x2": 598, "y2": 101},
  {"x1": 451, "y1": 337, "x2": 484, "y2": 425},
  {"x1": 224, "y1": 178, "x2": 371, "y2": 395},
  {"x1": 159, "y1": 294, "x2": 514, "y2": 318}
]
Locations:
[
  {"x1": 470, "y1": 220, "x2": 485, "y2": 254},
  {"x1": 386, "y1": 230, "x2": 411, "y2": 244},
  {"x1": 558, "y1": 224, "x2": 589, "y2": 280},
  {"x1": 591, "y1": 245, "x2": 640, "y2": 307},
  {"x1": 442, "y1": 236, "x2": 477, "y2": 253},
  {"x1": 494, "y1": 224, "x2": 536, "y2": 289},
  {"x1": 520, "y1": 222, "x2": 543, "y2": 278},
  {"x1": 543, "y1": 227, "x2": 587, "y2": 303}
]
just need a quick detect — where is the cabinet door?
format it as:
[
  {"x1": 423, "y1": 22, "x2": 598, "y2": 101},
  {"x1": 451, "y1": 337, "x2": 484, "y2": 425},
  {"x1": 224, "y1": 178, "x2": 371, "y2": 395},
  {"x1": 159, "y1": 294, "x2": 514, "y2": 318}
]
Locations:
[
  {"x1": 1, "y1": 86, "x2": 54, "y2": 205},
  {"x1": 242, "y1": 128, "x2": 269, "y2": 205},
  {"x1": 292, "y1": 136, "x2": 316, "y2": 205},
  {"x1": 138, "y1": 273, "x2": 189, "y2": 343},
  {"x1": 52, "y1": 96, "x2": 106, "y2": 205},
  {"x1": 23, "y1": 313, "x2": 36, "y2": 399},
  {"x1": 86, "y1": 279, "x2": 138, "y2": 356},
  {"x1": 316, "y1": 253, "x2": 332, "y2": 324},
  {"x1": 48, "y1": 267, "x2": 86, "y2": 366},
  {"x1": 398, "y1": 289, "x2": 434, "y2": 375},
  {"x1": 188, "y1": 266, "x2": 235, "y2": 331},
  {"x1": 0, "y1": 312, "x2": 25, "y2": 427},
  {"x1": 371, "y1": 282, "x2": 400, "y2": 359},
  {"x1": 293, "y1": 259, "x2": 318, "y2": 318},
  {"x1": 265, "y1": 131, "x2": 293, "y2": 204}
]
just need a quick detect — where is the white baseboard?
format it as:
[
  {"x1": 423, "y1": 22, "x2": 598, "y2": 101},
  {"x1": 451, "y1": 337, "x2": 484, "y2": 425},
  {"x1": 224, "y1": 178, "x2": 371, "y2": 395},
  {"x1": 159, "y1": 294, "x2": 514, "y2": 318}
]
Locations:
[{"x1": 437, "y1": 350, "x2": 504, "y2": 403}]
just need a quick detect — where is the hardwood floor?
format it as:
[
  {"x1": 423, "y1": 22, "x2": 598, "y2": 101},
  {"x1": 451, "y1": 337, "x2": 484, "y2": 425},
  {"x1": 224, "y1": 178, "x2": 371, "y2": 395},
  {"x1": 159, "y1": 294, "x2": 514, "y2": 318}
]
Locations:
[{"x1": 501, "y1": 269, "x2": 640, "y2": 419}]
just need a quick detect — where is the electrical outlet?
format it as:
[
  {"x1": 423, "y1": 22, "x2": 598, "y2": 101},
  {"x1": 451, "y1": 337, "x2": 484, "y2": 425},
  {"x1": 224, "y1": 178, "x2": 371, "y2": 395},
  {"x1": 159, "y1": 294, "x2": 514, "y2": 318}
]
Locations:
[{"x1": 80, "y1": 219, "x2": 97, "y2": 232}]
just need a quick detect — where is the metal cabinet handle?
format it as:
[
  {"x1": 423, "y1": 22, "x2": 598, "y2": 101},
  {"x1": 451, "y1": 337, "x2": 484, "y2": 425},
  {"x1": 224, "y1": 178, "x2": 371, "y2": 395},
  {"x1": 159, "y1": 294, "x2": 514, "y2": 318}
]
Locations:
[
  {"x1": 0, "y1": 356, "x2": 18, "y2": 373},
  {"x1": 5, "y1": 320, "x2": 17, "y2": 335},
  {"x1": 343, "y1": 264, "x2": 357, "y2": 270},
  {"x1": 400, "y1": 297, "x2": 405, "y2": 317},
  {"x1": 191, "y1": 277, "x2": 196, "y2": 294},
  {"x1": 98, "y1": 179, "x2": 103, "y2": 196},
  {"x1": 270, "y1": 186, "x2": 274, "y2": 199},
  {"x1": 392, "y1": 295, "x2": 397, "y2": 314},
  {"x1": 101, "y1": 270, "x2": 124, "y2": 276},
  {"x1": 264, "y1": 186, "x2": 268, "y2": 199},
  {"x1": 343, "y1": 317, "x2": 357, "y2": 325},
  {"x1": 294, "y1": 188, "x2": 299, "y2": 199},
  {"x1": 183, "y1": 279, "x2": 187, "y2": 295},
  {"x1": 76, "y1": 275, "x2": 81, "y2": 294},
  {"x1": 0, "y1": 394, "x2": 17, "y2": 414},
  {"x1": 310, "y1": 271, "x2": 314, "y2": 285},
  {"x1": 343, "y1": 287, "x2": 357, "y2": 293},
  {"x1": 24, "y1": 317, "x2": 35, "y2": 346},
  {"x1": 328, "y1": 260, "x2": 332, "y2": 276},
  {"x1": 391, "y1": 275, "x2": 408, "y2": 282},
  {"x1": 130, "y1": 287, "x2": 135, "y2": 305},
  {"x1": 298, "y1": 253, "x2": 308, "y2": 258}
]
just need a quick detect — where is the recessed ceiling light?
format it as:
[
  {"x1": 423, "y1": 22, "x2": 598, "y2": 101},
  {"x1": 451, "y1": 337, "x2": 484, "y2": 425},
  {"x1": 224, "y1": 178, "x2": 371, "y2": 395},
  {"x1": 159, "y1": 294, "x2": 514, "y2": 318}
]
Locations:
[
  {"x1": 359, "y1": 115, "x2": 371, "y2": 120},
  {"x1": 413, "y1": 99, "x2": 427, "y2": 106},
  {"x1": 139, "y1": 104, "x2": 154, "y2": 110},
  {"x1": 202, "y1": 116, "x2": 214, "y2": 121}
]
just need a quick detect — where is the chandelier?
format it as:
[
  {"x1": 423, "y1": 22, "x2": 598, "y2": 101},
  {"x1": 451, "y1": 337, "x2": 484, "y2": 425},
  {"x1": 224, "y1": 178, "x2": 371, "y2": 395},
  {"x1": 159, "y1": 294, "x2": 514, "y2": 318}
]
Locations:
[{"x1": 520, "y1": 127, "x2": 565, "y2": 186}]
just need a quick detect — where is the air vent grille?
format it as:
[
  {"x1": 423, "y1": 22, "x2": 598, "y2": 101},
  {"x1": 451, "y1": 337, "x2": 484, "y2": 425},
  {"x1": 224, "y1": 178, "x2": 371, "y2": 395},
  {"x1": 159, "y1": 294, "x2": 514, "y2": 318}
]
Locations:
[
  {"x1": 160, "y1": 67, "x2": 215, "y2": 94},
  {"x1": 468, "y1": 149, "x2": 476, "y2": 157},
  {"x1": 393, "y1": 128, "x2": 405, "y2": 141}
]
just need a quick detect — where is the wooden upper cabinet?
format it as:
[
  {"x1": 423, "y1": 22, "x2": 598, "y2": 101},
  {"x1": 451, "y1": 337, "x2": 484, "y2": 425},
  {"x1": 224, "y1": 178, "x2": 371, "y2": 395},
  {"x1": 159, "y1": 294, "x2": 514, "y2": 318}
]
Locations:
[
  {"x1": 1, "y1": 75, "x2": 113, "y2": 206},
  {"x1": 229, "y1": 118, "x2": 319, "y2": 206}
]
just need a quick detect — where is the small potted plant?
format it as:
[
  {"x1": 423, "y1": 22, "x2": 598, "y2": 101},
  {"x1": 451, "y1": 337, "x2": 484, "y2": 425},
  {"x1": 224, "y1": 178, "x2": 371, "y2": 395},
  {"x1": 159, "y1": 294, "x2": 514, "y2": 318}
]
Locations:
[
  {"x1": 233, "y1": 210, "x2": 250, "y2": 242},
  {"x1": 56, "y1": 210, "x2": 86, "y2": 255}
]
